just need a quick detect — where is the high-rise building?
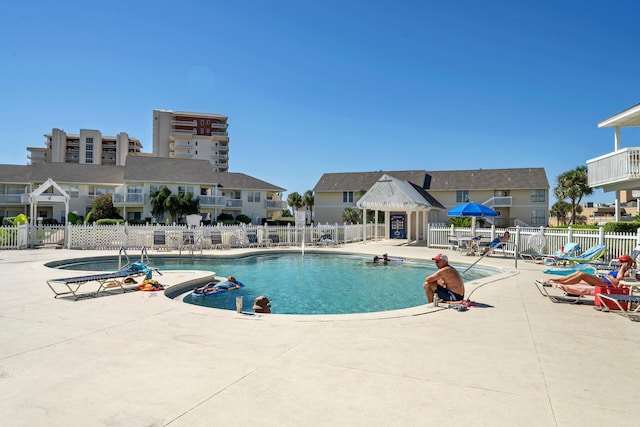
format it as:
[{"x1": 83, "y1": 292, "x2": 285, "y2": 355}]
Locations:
[
  {"x1": 152, "y1": 109, "x2": 229, "y2": 172},
  {"x1": 27, "y1": 128, "x2": 142, "y2": 166}
]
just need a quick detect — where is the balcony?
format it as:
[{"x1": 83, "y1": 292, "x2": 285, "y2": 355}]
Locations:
[
  {"x1": 211, "y1": 153, "x2": 229, "y2": 160},
  {"x1": 482, "y1": 196, "x2": 512, "y2": 208},
  {"x1": 211, "y1": 122, "x2": 228, "y2": 129},
  {"x1": 587, "y1": 147, "x2": 640, "y2": 192},
  {"x1": 198, "y1": 195, "x2": 227, "y2": 207},
  {"x1": 171, "y1": 141, "x2": 194, "y2": 149},
  {"x1": 225, "y1": 199, "x2": 242, "y2": 209},
  {"x1": 265, "y1": 200, "x2": 288, "y2": 210},
  {"x1": 0, "y1": 194, "x2": 28, "y2": 205},
  {"x1": 171, "y1": 120, "x2": 197, "y2": 126},
  {"x1": 171, "y1": 152, "x2": 194, "y2": 158},
  {"x1": 112, "y1": 193, "x2": 145, "y2": 205}
]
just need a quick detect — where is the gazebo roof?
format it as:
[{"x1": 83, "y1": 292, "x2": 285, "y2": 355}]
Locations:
[{"x1": 356, "y1": 174, "x2": 445, "y2": 211}]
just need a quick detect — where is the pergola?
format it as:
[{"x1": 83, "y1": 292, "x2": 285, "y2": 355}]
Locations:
[
  {"x1": 356, "y1": 174, "x2": 445, "y2": 246},
  {"x1": 29, "y1": 178, "x2": 70, "y2": 248}
]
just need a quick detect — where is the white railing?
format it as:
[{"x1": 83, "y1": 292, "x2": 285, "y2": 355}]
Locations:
[
  {"x1": 265, "y1": 200, "x2": 288, "y2": 210},
  {"x1": 112, "y1": 193, "x2": 145, "y2": 204},
  {"x1": 482, "y1": 196, "x2": 512, "y2": 207},
  {"x1": 587, "y1": 147, "x2": 640, "y2": 187},
  {"x1": 198, "y1": 195, "x2": 226, "y2": 207}
]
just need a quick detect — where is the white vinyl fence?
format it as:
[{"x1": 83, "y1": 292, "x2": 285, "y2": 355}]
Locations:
[{"x1": 1, "y1": 223, "x2": 639, "y2": 261}]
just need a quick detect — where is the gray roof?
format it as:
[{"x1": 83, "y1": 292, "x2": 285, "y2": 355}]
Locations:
[
  {"x1": 314, "y1": 171, "x2": 428, "y2": 192},
  {"x1": 0, "y1": 158, "x2": 285, "y2": 191},
  {"x1": 124, "y1": 157, "x2": 217, "y2": 184},
  {"x1": 214, "y1": 172, "x2": 285, "y2": 192},
  {"x1": 314, "y1": 168, "x2": 548, "y2": 192},
  {"x1": 425, "y1": 168, "x2": 549, "y2": 190},
  {"x1": 0, "y1": 163, "x2": 124, "y2": 185}
]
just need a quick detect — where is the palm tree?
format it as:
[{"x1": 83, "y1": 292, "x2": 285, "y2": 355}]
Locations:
[
  {"x1": 165, "y1": 194, "x2": 181, "y2": 223},
  {"x1": 302, "y1": 190, "x2": 314, "y2": 224},
  {"x1": 550, "y1": 200, "x2": 571, "y2": 226},
  {"x1": 342, "y1": 207, "x2": 360, "y2": 223},
  {"x1": 149, "y1": 185, "x2": 171, "y2": 221},
  {"x1": 553, "y1": 166, "x2": 593, "y2": 224},
  {"x1": 287, "y1": 192, "x2": 304, "y2": 213}
]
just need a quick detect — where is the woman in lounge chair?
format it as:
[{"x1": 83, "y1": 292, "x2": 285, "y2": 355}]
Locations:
[{"x1": 537, "y1": 254, "x2": 634, "y2": 288}]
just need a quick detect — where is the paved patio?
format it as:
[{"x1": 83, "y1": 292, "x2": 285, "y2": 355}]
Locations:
[{"x1": 0, "y1": 243, "x2": 638, "y2": 426}]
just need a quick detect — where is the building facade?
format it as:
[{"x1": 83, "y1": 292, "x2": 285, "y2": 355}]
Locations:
[
  {"x1": 27, "y1": 128, "x2": 142, "y2": 166},
  {"x1": 0, "y1": 158, "x2": 286, "y2": 224},
  {"x1": 152, "y1": 109, "x2": 229, "y2": 172},
  {"x1": 313, "y1": 168, "x2": 549, "y2": 228}
]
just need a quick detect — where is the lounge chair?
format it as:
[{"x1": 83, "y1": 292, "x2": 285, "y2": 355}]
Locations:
[
  {"x1": 46, "y1": 261, "x2": 159, "y2": 300},
  {"x1": 534, "y1": 279, "x2": 595, "y2": 304},
  {"x1": 595, "y1": 293, "x2": 640, "y2": 321},
  {"x1": 521, "y1": 241, "x2": 580, "y2": 264},
  {"x1": 153, "y1": 230, "x2": 168, "y2": 251},
  {"x1": 209, "y1": 231, "x2": 228, "y2": 249},
  {"x1": 553, "y1": 244, "x2": 607, "y2": 265}
]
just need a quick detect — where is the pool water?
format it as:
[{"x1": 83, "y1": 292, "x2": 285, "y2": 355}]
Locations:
[{"x1": 54, "y1": 253, "x2": 496, "y2": 315}]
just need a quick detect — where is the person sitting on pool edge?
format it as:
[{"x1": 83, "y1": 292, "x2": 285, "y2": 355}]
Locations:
[
  {"x1": 423, "y1": 253, "x2": 465, "y2": 304},
  {"x1": 194, "y1": 276, "x2": 242, "y2": 295},
  {"x1": 253, "y1": 295, "x2": 271, "y2": 313}
]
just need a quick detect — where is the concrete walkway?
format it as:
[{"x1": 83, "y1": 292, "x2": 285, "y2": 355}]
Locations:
[{"x1": 0, "y1": 243, "x2": 638, "y2": 427}]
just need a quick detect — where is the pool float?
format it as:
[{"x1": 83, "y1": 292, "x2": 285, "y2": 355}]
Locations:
[
  {"x1": 191, "y1": 281, "x2": 245, "y2": 296},
  {"x1": 542, "y1": 264, "x2": 597, "y2": 276}
]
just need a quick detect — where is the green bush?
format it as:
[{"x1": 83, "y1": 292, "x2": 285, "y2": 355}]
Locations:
[
  {"x1": 603, "y1": 222, "x2": 640, "y2": 233},
  {"x1": 217, "y1": 213, "x2": 234, "y2": 222},
  {"x1": 68, "y1": 212, "x2": 83, "y2": 225},
  {"x1": 235, "y1": 214, "x2": 251, "y2": 224},
  {"x1": 96, "y1": 218, "x2": 125, "y2": 225}
]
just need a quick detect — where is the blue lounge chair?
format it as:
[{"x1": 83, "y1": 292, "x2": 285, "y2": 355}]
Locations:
[
  {"x1": 46, "y1": 261, "x2": 160, "y2": 300},
  {"x1": 554, "y1": 244, "x2": 607, "y2": 265}
]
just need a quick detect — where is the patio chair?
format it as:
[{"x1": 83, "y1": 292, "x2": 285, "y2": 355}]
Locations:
[
  {"x1": 153, "y1": 230, "x2": 168, "y2": 251},
  {"x1": 46, "y1": 261, "x2": 160, "y2": 300},
  {"x1": 553, "y1": 244, "x2": 607, "y2": 266},
  {"x1": 209, "y1": 231, "x2": 228, "y2": 249},
  {"x1": 540, "y1": 242, "x2": 582, "y2": 265},
  {"x1": 595, "y1": 293, "x2": 640, "y2": 321},
  {"x1": 533, "y1": 279, "x2": 595, "y2": 304}
]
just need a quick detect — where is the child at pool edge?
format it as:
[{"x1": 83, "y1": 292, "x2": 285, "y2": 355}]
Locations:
[{"x1": 253, "y1": 295, "x2": 271, "y2": 313}]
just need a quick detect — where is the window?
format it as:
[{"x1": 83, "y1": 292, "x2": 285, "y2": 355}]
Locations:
[
  {"x1": 62, "y1": 185, "x2": 79, "y2": 198},
  {"x1": 343, "y1": 191, "x2": 354, "y2": 203},
  {"x1": 178, "y1": 186, "x2": 194, "y2": 195},
  {"x1": 85, "y1": 137, "x2": 93, "y2": 164},
  {"x1": 456, "y1": 190, "x2": 470, "y2": 203},
  {"x1": 200, "y1": 119, "x2": 204, "y2": 125},
  {"x1": 206, "y1": 120, "x2": 210, "y2": 125},
  {"x1": 531, "y1": 189, "x2": 546, "y2": 202},
  {"x1": 530, "y1": 209, "x2": 546, "y2": 225},
  {"x1": 90, "y1": 187, "x2": 111, "y2": 196},
  {"x1": 127, "y1": 185, "x2": 142, "y2": 194},
  {"x1": 248, "y1": 192, "x2": 261, "y2": 202}
]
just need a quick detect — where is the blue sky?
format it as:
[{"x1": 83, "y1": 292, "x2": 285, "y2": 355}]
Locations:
[{"x1": 1, "y1": 0, "x2": 639, "y2": 205}]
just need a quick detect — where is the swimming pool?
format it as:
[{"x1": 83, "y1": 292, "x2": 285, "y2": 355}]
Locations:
[{"x1": 51, "y1": 252, "x2": 497, "y2": 315}]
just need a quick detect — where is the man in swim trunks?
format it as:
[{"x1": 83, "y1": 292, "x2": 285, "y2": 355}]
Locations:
[
  {"x1": 540, "y1": 254, "x2": 634, "y2": 287},
  {"x1": 423, "y1": 253, "x2": 465, "y2": 304}
]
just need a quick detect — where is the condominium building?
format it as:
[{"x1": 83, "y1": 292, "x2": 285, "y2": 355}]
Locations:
[
  {"x1": 27, "y1": 128, "x2": 142, "y2": 166},
  {"x1": 152, "y1": 109, "x2": 229, "y2": 172}
]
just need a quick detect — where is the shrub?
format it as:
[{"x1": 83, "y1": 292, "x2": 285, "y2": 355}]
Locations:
[
  {"x1": 603, "y1": 222, "x2": 640, "y2": 233},
  {"x1": 235, "y1": 214, "x2": 251, "y2": 224},
  {"x1": 96, "y1": 219, "x2": 125, "y2": 225},
  {"x1": 68, "y1": 212, "x2": 83, "y2": 225}
]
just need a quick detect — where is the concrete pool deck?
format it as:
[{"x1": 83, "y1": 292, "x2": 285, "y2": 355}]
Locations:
[{"x1": 1, "y1": 242, "x2": 638, "y2": 426}]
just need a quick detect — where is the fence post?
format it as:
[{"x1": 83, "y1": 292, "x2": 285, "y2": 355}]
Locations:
[
  {"x1": 567, "y1": 226, "x2": 573, "y2": 243},
  {"x1": 599, "y1": 227, "x2": 605, "y2": 246}
]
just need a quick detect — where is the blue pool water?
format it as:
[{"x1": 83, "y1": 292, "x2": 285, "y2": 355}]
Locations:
[{"x1": 53, "y1": 252, "x2": 497, "y2": 315}]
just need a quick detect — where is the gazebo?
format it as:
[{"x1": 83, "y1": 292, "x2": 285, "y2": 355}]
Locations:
[
  {"x1": 356, "y1": 174, "x2": 445, "y2": 246},
  {"x1": 29, "y1": 178, "x2": 70, "y2": 248}
]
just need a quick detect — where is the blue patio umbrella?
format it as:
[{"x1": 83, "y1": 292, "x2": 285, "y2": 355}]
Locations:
[
  {"x1": 447, "y1": 202, "x2": 498, "y2": 218},
  {"x1": 447, "y1": 202, "x2": 498, "y2": 237}
]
